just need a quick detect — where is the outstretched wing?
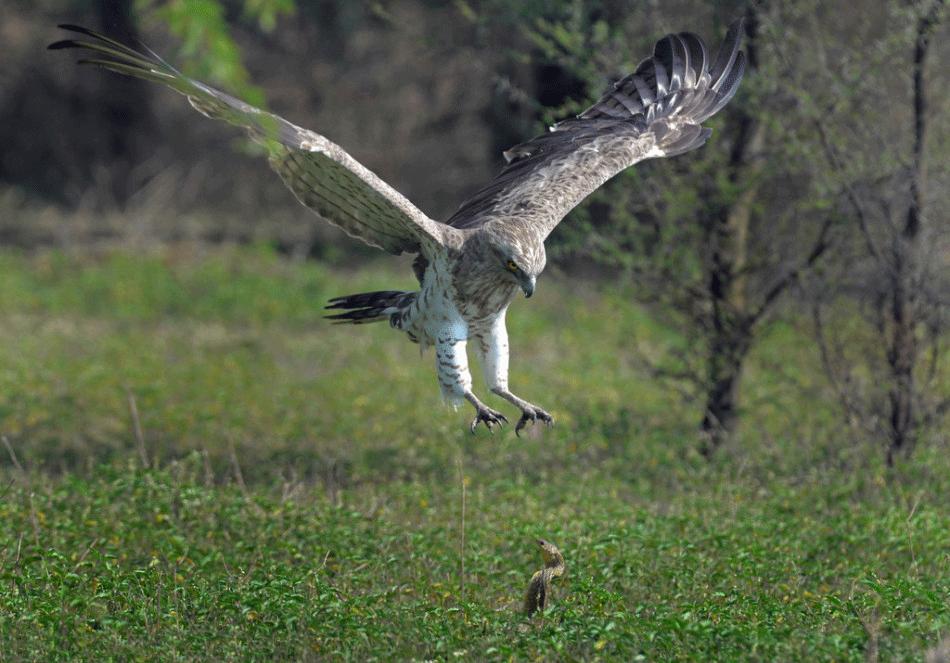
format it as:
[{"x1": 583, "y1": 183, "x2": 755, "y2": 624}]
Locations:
[
  {"x1": 49, "y1": 25, "x2": 452, "y2": 255},
  {"x1": 446, "y1": 20, "x2": 746, "y2": 240}
]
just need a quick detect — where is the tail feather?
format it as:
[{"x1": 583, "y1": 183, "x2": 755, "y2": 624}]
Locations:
[{"x1": 325, "y1": 290, "x2": 415, "y2": 325}]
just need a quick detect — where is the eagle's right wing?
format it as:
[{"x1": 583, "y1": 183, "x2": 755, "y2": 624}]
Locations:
[{"x1": 50, "y1": 25, "x2": 454, "y2": 256}]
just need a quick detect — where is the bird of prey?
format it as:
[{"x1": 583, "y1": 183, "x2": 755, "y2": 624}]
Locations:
[{"x1": 50, "y1": 20, "x2": 745, "y2": 434}]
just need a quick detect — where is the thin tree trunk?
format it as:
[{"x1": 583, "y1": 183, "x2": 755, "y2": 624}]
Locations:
[
  {"x1": 700, "y1": 329, "x2": 751, "y2": 454},
  {"x1": 885, "y1": 0, "x2": 942, "y2": 465},
  {"x1": 886, "y1": 240, "x2": 918, "y2": 464}
]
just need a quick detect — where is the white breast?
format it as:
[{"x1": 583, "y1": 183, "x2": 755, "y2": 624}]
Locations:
[{"x1": 400, "y1": 254, "x2": 467, "y2": 347}]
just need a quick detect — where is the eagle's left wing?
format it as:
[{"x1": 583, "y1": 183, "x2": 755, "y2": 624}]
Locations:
[
  {"x1": 446, "y1": 20, "x2": 746, "y2": 240},
  {"x1": 50, "y1": 25, "x2": 453, "y2": 256}
]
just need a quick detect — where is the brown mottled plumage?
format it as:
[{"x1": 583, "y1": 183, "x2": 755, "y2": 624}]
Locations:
[{"x1": 50, "y1": 21, "x2": 745, "y2": 432}]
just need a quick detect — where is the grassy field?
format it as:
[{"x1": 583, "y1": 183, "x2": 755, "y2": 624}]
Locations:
[{"x1": 0, "y1": 245, "x2": 948, "y2": 660}]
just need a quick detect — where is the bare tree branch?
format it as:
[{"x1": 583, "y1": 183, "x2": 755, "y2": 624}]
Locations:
[
  {"x1": 813, "y1": 120, "x2": 885, "y2": 264},
  {"x1": 749, "y1": 213, "x2": 838, "y2": 326}
]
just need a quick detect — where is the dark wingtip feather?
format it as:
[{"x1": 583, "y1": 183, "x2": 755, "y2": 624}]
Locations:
[
  {"x1": 710, "y1": 18, "x2": 745, "y2": 88},
  {"x1": 55, "y1": 24, "x2": 133, "y2": 44},
  {"x1": 708, "y1": 51, "x2": 746, "y2": 117},
  {"x1": 50, "y1": 24, "x2": 161, "y2": 67},
  {"x1": 723, "y1": 17, "x2": 747, "y2": 52},
  {"x1": 649, "y1": 59, "x2": 667, "y2": 98},
  {"x1": 658, "y1": 34, "x2": 689, "y2": 92},
  {"x1": 722, "y1": 50, "x2": 746, "y2": 96},
  {"x1": 74, "y1": 58, "x2": 122, "y2": 69},
  {"x1": 678, "y1": 32, "x2": 706, "y2": 84},
  {"x1": 653, "y1": 37, "x2": 674, "y2": 79},
  {"x1": 53, "y1": 24, "x2": 115, "y2": 46}
]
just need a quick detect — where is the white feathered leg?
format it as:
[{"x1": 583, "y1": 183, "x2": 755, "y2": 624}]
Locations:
[
  {"x1": 435, "y1": 328, "x2": 507, "y2": 433},
  {"x1": 474, "y1": 311, "x2": 553, "y2": 436}
]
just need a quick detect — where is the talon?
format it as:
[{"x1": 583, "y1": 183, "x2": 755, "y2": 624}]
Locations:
[
  {"x1": 515, "y1": 407, "x2": 553, "y2": 437},
  {"x1": 515, "y1": 413, "x2": 532, "y2": 437},
  {"x1": 470, "y1": 406, "x2": 508, "y2": 434}
]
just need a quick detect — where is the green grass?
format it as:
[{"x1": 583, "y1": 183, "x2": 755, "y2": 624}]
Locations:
[{"x1": 0, "y1": 245, "x2": 948, "y2": 660}]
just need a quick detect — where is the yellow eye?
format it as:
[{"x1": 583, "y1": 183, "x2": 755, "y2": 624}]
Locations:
[{"x1": 506, "y1": 260, "x2": 519, "y2": 273}]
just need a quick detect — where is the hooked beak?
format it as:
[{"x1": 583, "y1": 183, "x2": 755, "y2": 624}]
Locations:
[{"x1": 521, "y1": 274, "x2": 536, "y2": 298}]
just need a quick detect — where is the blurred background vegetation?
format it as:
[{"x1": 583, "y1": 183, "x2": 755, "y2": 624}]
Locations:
[{"x1": 2, "y1": 0, "x2": 945, "y2": 462}]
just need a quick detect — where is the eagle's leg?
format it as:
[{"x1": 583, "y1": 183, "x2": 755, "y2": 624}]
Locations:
[
  {"x1": 475, "y1": 314, "x2": 553, "y2": 437},
  {"x1": 436, "y1": 331, "x2": 507, "y2": 433}
]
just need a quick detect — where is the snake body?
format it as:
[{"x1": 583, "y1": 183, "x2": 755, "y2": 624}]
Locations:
[{"x1": 524, "y1": 539, "x2": 565, "y2": 616}]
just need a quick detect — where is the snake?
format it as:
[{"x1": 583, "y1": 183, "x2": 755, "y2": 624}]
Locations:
[{"x1": 524, "y1": 539, "x2": 565, "y2": 616}]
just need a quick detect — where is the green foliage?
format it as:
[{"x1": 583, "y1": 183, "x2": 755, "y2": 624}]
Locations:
[
  {"x1": 0, "y1": 245, "x2": 948, "y2": 659},
  {"x1": 0, "y1": 246, "x2": 691, "y2": 474},
  {"x1": 242, "y1": 0, "x2": 295, "y2": 32},
  {"x1": 136, "y1": 0, "x2": 295, "y2": 106},
  {"x1": 2, "y1": 452, "x2": 948, "y2": 659}
]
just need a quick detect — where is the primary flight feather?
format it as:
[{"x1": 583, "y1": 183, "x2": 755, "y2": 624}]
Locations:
[{"x1": 50, "y1": 20, "x2": 745, "y2": 434}]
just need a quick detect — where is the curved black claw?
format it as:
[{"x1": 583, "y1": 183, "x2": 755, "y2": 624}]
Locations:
[
  {"x1": 470, "y1": 406, "x2": 508, "y2": 434},
  {"x1": 515, "y1": 406, "x2": 554, "y2": 437}
]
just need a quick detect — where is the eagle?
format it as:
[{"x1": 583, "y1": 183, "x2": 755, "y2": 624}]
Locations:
[{"x1": 50, "y1": 20, "x2": 745, "y2": 434}]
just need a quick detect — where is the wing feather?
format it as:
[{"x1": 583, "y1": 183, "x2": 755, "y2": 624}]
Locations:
[
  {"x1": 446, "y1": 20, "x2": 747, "y2": 239},
  {"x1": 50, "y1": 25, "x2": 452, "y2": 255}
]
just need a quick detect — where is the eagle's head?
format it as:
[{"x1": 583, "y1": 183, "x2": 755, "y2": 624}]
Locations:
[{"x1": 485, "y1": 224, "x2": 546, "y2": 298}]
